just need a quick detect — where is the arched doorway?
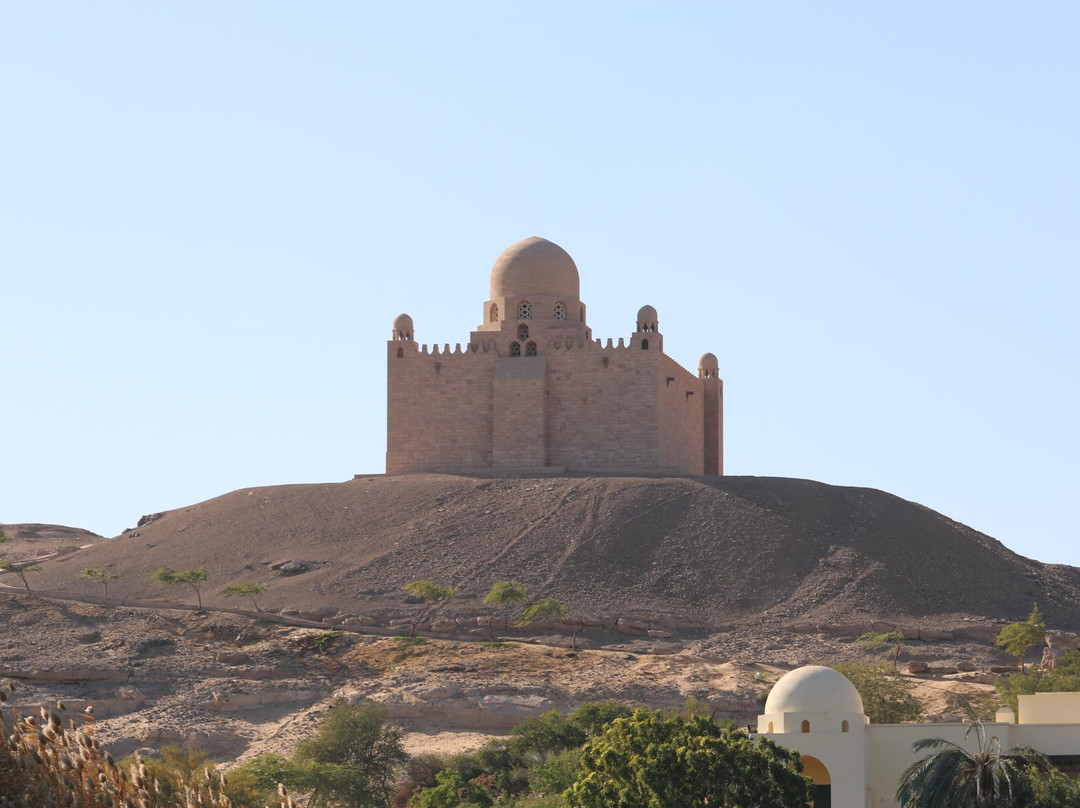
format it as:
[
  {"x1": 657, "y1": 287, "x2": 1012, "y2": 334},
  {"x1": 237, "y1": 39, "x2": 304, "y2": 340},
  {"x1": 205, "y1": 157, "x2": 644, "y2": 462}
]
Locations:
[{"x1": 800, "y1": 755, "x2": 831, "y2": 808}]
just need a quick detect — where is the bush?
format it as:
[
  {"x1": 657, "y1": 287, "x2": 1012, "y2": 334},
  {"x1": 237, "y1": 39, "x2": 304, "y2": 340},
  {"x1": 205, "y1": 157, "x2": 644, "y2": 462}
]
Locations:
[{"x1": 996, "y1": 650, "x2": 1080, "y2": 713}]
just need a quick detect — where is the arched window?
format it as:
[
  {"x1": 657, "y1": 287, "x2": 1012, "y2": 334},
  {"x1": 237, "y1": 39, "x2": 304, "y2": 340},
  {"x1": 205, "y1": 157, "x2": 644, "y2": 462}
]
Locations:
[
  {"x1": 801, "y1": 720, "x2": 810, "y2": 733},
  {"x1": 553, "y1": 300, "x2": 567, "y2": 320},
  {"x1": 396, "y1": 347, "x2": 404, "y2": 358},
  {"x1": 767, "y1": 721, "x2": 774, "y2": 733},
  {"x1": 490, "y1": 304, "x2": 499, "y2": 323},
  {"x1": 841, "y1": 720, "x2": 849, "y2": 733},
  {"x1": 518, "y1": 300, "x2": 532, "y2": 320},
  {"x1": 509, "y1": 342, "x2": 521, "y2": 357},
  {"x1": 525, "y1": 341, "x2": 537, "y2": 356},
  {"x1": 641, "y1": 339, "x2": 649, "y2": 350},
  {"x1": 518, "y1": 324, "x2": 529, "y2": 340}
]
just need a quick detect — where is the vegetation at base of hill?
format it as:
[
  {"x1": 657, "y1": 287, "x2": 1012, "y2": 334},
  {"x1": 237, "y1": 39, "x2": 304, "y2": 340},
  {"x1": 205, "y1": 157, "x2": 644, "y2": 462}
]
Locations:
[
  {"x1": 0, "y1": 523, "x2": 6, "y2": 543},
  {"x1": 0, "y1": 683, "x2": 264, "y2": 807},
  {"x1": 833, "y1": 662, "x2": 922, "y2": 724},
  {"x1": 858, "y1": 629, "x2": 906, "y2": 670},
  {"x1": 222, "y1": 580, "x2": 269, "y2": 611},
  {"x1": 995, "y1": 603, "x2": 1047, "y2": 673},
  {"x1": 0, "y1": 560, "x2": 41, "y2": 596},
  {"x1": 995, "y1": 649, "x2": 1080, "y2": 714},
  {"x1": 148, "y1": 566, "x2": 210, "y2": 610},
  {"x1": 565, "y1": 709, "x2": 813, "y2": 808},
  {"x1": 80, "y1": 566, "x2": 118, "y2": 605},
  {"x1": 483, "y1": 581, "x2": 527, "y2": 642},
  {"x1": 519, "y1": 597, "x2": 586, "y2": 650},
  {"x1": 1015, "y1": 761, "x2": 1080, "y2": 807},
  {"x1": 403, "y1": 580, "x2": 458, "y2": 637}
]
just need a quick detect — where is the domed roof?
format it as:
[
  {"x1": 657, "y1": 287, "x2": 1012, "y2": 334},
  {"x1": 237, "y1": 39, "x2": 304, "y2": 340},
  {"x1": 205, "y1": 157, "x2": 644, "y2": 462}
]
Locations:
[
  {"x1": 490, "y1": 237, "x2": 580, "y2": 300},
  {"x1": 699, "y1": 352, "x2": 719, "y2": 370},
  {"x1": 638, "y1": 305, "x2": 658, "y2": 322},
  {"x1": 393, "y1": 313, "x2": 414, "y2": 332},
  {"x1": 764, "y1": 666, "x2": 864, "y2": 716}
]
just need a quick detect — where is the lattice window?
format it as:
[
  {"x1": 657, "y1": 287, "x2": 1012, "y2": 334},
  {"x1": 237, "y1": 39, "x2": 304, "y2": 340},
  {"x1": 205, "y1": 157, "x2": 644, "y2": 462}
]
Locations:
[
  {"x1": 553, "y1": 300, "x2": 566, "y2": 320},
  {"x1": 525, "y1": 341, "x2": 537, "y2": 356},
  {"x1": 518, "y1": 324, "x2": 529, "y2": 340},
  {"x1": 509, "y1": 342, "x2": 521, "y2": 357},
  {"x1": 518, "y1": 300, "x2": 532, "y2": 320},
  {"x1": 490, "y1": 304, "x2": 499, "y2": 323}
]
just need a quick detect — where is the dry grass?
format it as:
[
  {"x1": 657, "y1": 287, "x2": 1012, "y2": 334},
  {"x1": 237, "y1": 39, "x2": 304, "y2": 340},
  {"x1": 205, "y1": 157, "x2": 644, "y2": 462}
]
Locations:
[{"x1": 0, "y1": 683, "x2": 291, "y2": 808}]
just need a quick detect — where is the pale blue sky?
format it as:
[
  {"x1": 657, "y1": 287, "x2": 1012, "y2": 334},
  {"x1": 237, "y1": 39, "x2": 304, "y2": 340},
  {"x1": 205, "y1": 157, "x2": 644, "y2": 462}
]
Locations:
[{"x1": 3, "y1": 5, "x2": 1078, "y2": 566}]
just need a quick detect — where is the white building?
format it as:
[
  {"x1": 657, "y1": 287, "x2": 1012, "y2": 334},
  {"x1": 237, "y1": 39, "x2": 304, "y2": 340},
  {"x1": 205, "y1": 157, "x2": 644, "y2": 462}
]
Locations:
[{"x1": 758, "y1": 665, "x2": 1080, "y2": 808}]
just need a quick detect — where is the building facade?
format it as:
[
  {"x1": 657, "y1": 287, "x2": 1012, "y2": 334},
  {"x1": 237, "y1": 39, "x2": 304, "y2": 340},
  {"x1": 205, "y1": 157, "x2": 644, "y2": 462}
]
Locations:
[
  {"x1": 759, "y1": 665, "x2": 1080, "y2": 807},
  {"x1": 387, "y1": 236, "x2": 723, "y2": 476}
]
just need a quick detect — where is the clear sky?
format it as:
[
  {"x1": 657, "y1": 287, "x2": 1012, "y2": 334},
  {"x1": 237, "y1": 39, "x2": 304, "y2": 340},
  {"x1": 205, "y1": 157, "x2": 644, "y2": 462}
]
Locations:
[{"x1": 3, "y1": 4, "x2": 1078, "y2": 566}]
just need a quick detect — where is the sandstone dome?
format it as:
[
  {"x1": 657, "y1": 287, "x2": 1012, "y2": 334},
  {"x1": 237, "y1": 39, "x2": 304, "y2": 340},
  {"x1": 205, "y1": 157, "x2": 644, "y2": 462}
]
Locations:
[
  {"x1": 490, "y1": 237, "x2": 580, "y2": 301},
  {"x1": 637, "y1": 304, "x2": 658, "y2": 323},
  {"x1": 764, "y1": 665, "x2": 864, "y2": 715},
  {"x1": 699, "y1": 352, "x2": 719, "y2": 371},
  {"x1": 392, "y1": 313, "x2": 414, "y2": 338}
]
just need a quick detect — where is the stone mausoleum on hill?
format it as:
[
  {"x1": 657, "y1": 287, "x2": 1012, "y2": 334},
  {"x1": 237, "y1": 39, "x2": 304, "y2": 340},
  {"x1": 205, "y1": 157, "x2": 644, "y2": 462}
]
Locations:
[{"x1": 386, "y1": 236, "x2": 723, "y2": 476}]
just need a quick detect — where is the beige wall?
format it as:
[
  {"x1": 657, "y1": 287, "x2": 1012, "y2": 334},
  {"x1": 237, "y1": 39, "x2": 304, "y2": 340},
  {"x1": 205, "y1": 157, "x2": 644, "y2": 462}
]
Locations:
[{"x1": 1019, "y1": 692, "x2": 1080, "y2": 725}]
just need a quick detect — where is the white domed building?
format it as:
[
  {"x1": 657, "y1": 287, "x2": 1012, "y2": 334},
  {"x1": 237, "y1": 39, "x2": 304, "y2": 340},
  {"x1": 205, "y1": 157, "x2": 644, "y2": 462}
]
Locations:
[
  {"x1": 758, "y1": 665, "x2": 1080, "y2": 807},
  {"x1": 387, "y1": 237, "x2": 723, "y2": 476}
]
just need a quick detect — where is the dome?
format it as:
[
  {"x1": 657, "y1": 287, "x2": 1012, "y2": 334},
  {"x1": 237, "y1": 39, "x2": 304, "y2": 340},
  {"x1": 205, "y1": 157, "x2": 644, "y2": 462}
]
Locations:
[
  {"x1": 490, "y1": 237, "x2": 580, "y2": 300},
  {"x1": 764, "y1": 666, "x2": 864, "y2": 716},
  {"x1": 393, "y1": 313, "x2": 414, "y2": 332},
  {"x1": 637, "y1": 305, "x2": 658, "y2": 322},
  {"x1": 699, "y1": 352, "x2": 719, "y2": 371}
]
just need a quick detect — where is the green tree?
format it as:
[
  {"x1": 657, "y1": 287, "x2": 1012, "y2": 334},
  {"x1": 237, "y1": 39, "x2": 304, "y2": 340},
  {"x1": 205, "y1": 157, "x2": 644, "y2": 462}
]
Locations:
[
  {"x1": 293, "y1": 700, "x2": 407, "y2": 808},
  {"x1": 1014, "y1": 761, "x2": 1080, "y2": 808},
  {"x1": 483, "y1": 581, "x2": 527, "y2": 642},
  {"x1": 410, "y1": 769, "x2": 496, "y2": 808},
  {"x1": 147, "y1": 566, "x2": 210, "y2": 610},
  {"x1": 995, "y1": 603, "x2": 1047, "y2": 673},
  {"x1": 995, "y1": 650, "x2": 1080, "y2": 714},
  {"x1": 80, "y1": 566, "x2": 118, "y2": 605},
  {"x1": 0, "y1": 523, "x2": 7, "y2": 543},
  {"x1": 859, "y1": 629, "x2": 907, "y2": 670},
  {"x1": 564, "y1": 708, "x2": 812, "y2": 808},
  {"x1": 834, "y1": 662, "x2": 922, "y2": 724},
  {"x1": 222, "y1": 581, "x2": 269, "y2": 611},
  {"x1": 895, "y1": 710, "x2": 1047, "y2": 808},
  {"x1": 520, "y1": 597, "x2": 584, "y2": 651},
  {"x1": 402, "y1": 580, "x2": 458, "y2": 637},
  {"x1": 0, "y1": 561, "x2": 41, "y2": 597}
]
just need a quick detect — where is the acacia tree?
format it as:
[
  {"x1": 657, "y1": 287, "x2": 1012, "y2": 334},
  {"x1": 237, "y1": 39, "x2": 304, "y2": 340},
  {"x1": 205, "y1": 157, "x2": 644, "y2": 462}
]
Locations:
[
  {"x1": 80, "y1": 566, "x2": 118, "y2": 605},
  {"x1": 293, "y1": 700, "x2": 407, "y2": 808},
  {"x1": 995, "y1": 603, "x2": 1047, "y2": 674},
  {"x1": 402, "y1": 580, "x2": 458, "y2": 637},
  {"x1": 834, "y1": 662, "x2": 922, "y2": 724},
  {"x1": 222, "y1": 581, "x2": 268, "y2": 612},
  {"x1": 519, "y1": 597, "x2": 585, "y2": 651},
  {"x1": 896, "y1": 710, "x2": 1047, "y2": 808},
  {"x1": 860, "y1": 629, "x2": 907, "y2": 670},
  {"x1": 0, "y1": 562, "x2": 41, "y2": 597},
  {"x1": 565, "y1": 709, "x2": 812, "y2": 807},
  {"x1": 482, "y1": 581, "x2": 527, "y2": 642},
  {"x1": 148, "y1": 566, "x2": 210, "y2": 610}
]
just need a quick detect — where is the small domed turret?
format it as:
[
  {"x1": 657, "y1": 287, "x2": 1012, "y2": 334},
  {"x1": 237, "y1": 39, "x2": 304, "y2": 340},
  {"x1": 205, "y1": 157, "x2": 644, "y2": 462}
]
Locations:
[
  {"x1": 637, "y1": 305, "x2": 658, "y2": 333},
  {"x1": 392, "y1": 313, "x2": 414, "y2": 341},
  {"x1": 699, "y1": 352, "x2": 719, "y2": 378}
]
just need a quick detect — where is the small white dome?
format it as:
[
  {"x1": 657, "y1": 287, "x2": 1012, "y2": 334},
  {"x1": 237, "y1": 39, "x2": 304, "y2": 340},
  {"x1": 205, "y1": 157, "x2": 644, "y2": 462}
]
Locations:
[{"x1": 764, "y1": 666, "x2": 864, "y2": 715}]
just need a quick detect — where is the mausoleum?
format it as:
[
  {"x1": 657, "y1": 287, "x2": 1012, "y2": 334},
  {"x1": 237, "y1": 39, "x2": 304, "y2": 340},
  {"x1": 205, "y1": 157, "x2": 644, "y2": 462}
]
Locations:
[{"x1": 387, "y1": 237, "x2": 723, "y2": 476}]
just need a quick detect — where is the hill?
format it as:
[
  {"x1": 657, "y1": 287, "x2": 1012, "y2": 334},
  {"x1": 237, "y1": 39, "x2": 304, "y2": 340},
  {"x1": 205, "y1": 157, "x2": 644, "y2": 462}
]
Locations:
[{"x1": 27, "y1": 474, "x2": 1080, "y2": 633}]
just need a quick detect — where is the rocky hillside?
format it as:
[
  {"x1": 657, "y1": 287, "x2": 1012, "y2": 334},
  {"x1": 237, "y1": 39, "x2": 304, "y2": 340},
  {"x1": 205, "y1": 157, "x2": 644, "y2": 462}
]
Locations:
[{"x1": 23, "y1": 474, "x2": 1080, "y2": 632}]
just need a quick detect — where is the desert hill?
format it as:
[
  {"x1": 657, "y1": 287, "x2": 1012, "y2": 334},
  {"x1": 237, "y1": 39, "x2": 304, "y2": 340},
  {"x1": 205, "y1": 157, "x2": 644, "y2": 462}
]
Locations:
[
  {"x1": 26, "y1": 474, "x2": 1080, "y2": 632},
  {"x1": 0, "y1": 522, "x2": 104, "y2": 562}
]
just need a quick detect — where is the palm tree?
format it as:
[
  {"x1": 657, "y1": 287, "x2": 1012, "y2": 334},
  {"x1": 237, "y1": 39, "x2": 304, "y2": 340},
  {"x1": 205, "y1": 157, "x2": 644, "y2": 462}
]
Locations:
[{"x1": 896, "y1": 709, "x2": 1046, "y2": 807}]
